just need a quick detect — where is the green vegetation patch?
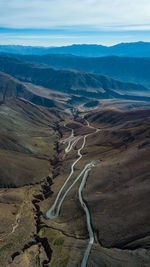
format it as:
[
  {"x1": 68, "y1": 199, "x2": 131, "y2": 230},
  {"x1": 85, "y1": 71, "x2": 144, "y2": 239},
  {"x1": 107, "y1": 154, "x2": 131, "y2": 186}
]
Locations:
[{"x1": 53, "y1": 238, "x2": 64, "y2": 246}]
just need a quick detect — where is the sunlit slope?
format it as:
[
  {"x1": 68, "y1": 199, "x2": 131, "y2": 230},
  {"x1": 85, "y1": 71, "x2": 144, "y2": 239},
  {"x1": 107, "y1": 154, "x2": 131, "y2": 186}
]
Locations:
[{"x1": 0, "y1": 98, "x2": 62, "y2": 187}]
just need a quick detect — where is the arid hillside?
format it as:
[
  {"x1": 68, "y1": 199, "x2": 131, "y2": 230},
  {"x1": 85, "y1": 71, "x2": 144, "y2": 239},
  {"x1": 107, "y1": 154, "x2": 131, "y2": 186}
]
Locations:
[
  {"x1": 0, "y1": 97, "x2": 63, "y2": 187},
  {"x1": 0, "y1": 56, "x2": 150, "y2": 102},
  {"x1": 80, "y1": 108, "x2": 150, "y2": 248},
  {"x1": 0, "y1": 71, "x2": 63, "y2": 108},
  {"x1": 10, "y1": 53, "x2": 150, "y2": 87}
]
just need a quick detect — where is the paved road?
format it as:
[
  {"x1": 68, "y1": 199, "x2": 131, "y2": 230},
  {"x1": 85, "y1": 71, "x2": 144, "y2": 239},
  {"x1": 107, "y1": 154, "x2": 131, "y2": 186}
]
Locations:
[
  {"x1": 46, "y1": 119, "x2": 100, "y2": 266},
  {"x1": 62, "y1": 124, "x2": 81, "y2": 153},
  {"x1": 46, "y1": 134, "x2": 88, "y2": 219},
  {"x1": 79, "y1": 166, "x2": 95, "y2": 267}
]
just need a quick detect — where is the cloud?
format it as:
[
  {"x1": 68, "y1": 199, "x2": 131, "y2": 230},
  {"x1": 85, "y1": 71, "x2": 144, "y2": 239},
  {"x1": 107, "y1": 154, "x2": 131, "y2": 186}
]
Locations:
[
  {"x1": 0, "y1": 0, "x2": 150, "y2": 31},
  {"x1": 0, "y1": 0, "x2": 150, "y2": 46},
  {"x1": 0, "y1": 28, "x2": 150, "y2": 47}
]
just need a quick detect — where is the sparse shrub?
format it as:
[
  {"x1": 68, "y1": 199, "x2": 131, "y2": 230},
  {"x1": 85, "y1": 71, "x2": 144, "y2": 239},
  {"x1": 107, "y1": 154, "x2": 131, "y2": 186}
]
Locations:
[{"x1": 53, "y1": 238, "x2": 64, "y2": 246}]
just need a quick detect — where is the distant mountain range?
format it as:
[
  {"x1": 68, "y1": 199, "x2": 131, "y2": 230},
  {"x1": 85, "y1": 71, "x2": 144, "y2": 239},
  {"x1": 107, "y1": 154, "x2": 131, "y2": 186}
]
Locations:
[
  {"x1": 9, "y1": 53, "x2": 150, "y2": 88},
  {"x1": 0, "y1": 55, "x2": 150, "y2": 103},
  {"x1": 1, "y1": 41, "x2": 150, "y2": 57}
]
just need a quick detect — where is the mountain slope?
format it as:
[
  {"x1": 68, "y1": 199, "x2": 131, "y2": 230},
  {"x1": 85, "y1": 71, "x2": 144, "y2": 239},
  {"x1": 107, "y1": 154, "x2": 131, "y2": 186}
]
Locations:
[
  {"x1": 0, "y1": 71, "x2": 58, "y2": 108},
  {"x1": 80, "y1": 108, "x2": 150, "y2": 248},
  {"x1": 11, "y1": 54, "x2": 150, "y2": 88},
  {"x1": 0, "y1": 56, "x2": 150, "y2": 102},
  {"x1": 0, "y1": 97, "x2": 63, "y2": 187}
]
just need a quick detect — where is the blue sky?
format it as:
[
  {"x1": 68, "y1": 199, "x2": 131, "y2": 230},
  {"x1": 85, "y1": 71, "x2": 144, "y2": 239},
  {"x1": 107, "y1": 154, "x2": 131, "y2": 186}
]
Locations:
[{"x1": 0, "y1": 0, "x2": 150, "y2": 46}]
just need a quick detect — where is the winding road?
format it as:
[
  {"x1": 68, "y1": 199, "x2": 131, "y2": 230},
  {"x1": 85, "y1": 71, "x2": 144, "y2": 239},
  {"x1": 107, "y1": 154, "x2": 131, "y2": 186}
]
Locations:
[
  {"x1": 62, "y1": 124, "x2": 81, "y2": 153},
  {"x1": 46, "y1": 134, "x2": 90, "y2": 219},
  {"x1": 79, "y1": 167, "x2": 95, "y2": 267},
  {"x1": 46, "y1": 118, "x2": 100, "y2": 266}
]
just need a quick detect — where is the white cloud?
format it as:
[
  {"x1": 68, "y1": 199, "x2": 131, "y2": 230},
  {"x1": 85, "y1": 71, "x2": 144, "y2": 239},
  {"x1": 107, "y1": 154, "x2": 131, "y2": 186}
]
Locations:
[{"x1": 0, "y1": 0, "x2": 150, "y2": 30}]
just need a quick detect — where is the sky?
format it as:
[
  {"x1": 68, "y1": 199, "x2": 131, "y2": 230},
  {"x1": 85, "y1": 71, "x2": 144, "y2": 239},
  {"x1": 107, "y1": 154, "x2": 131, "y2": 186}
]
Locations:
[{"x1": 0, "y1": 0, "x2": 150, "y2": 46}]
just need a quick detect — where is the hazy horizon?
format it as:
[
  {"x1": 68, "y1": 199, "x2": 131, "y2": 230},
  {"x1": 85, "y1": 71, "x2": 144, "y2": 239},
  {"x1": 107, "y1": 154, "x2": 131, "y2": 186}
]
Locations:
[{"x1": 0, "y1": 40, "x2": 150, "y2": 48}]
